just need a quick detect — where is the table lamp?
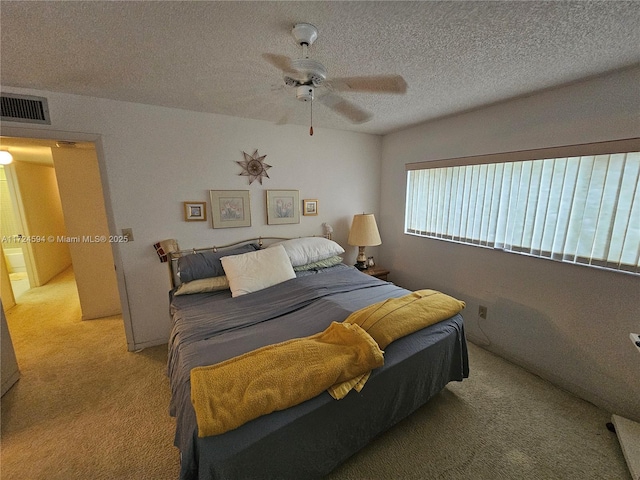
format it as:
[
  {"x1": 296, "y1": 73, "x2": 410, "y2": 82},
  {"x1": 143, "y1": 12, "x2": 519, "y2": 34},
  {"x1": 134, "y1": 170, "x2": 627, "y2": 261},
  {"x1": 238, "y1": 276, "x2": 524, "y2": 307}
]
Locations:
[{"x1": 348, "y1": 213, "x2": 381, "y2": 270}]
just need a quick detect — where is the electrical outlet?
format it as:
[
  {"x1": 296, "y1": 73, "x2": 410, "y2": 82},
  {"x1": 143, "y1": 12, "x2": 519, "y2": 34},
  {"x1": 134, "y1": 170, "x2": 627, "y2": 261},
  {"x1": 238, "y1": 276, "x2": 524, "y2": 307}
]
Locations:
[
  {"x1": 122, "y1": 228, "x2": 134, "y2": 242},
  {"x1": 631, "y1": 333, "x2": 640, "y2": 353},
  {"x1": 478, "y1": 305, "x2": 487, "y2": 319}
]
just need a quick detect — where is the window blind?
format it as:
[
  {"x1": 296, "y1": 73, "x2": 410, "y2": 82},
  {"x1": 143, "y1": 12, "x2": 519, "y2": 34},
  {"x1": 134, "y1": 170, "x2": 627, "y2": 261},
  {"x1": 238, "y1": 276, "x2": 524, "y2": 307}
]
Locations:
[{"x1": 405, "y1": 142, "x2": 640, "y2": 274}]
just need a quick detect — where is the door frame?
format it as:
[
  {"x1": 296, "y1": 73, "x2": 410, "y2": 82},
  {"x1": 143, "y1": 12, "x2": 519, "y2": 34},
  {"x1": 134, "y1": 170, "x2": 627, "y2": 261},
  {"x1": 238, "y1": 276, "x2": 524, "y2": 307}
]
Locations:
[
  {"x1": 1, "y1": 162, "x2": 38, "y2": 288},
  {"x1": 1, "y1": 125, "x2": 135, "y2": 349}
]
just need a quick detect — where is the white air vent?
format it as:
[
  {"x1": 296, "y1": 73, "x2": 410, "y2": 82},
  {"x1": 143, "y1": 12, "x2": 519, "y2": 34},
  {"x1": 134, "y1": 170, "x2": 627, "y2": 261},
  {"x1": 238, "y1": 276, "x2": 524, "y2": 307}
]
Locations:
[{"x1": 1, "y1": 93, "x2": 50, "y2": 124}]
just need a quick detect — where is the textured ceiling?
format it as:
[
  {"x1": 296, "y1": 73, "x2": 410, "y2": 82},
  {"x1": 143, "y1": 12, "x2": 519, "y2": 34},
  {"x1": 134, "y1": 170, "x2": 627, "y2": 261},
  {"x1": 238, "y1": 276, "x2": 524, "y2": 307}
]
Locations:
[{"x1": 1, "y1": 1, "x2": 639, "y2": 135}]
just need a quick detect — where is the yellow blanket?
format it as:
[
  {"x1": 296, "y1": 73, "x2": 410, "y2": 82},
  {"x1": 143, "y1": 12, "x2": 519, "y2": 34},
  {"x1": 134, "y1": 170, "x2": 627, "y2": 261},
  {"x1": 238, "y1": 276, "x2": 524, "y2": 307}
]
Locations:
[
  {"x1": 191, "y1": 321, "x2": 383, "y2": 437},
  {"x1": 328, "y1": 289, "x2": 465, "y2": 399}
]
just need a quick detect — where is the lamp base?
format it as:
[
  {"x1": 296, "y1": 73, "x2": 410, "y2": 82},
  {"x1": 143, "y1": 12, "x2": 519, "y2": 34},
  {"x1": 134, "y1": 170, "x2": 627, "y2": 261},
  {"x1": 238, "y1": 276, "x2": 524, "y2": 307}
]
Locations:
[{"x1": 355, "y1": 246, "x2": 368, "y2": 270}]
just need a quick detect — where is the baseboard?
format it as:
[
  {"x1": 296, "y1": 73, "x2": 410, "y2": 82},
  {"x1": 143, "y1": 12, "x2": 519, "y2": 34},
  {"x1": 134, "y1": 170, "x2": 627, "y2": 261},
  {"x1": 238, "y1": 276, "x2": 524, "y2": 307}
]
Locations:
[
  {"x1": 129, "y1": 337, "x2": 167, "y2": 352},
  {"x1": 466, "y1": 337, "x2": 636, "y2": 420},
  {"x1": 82, "y1": 308, "x2": 123, "y2": 321},
  {"x1": 612, "y1": 415, "x2": 640, "y2": 480}
]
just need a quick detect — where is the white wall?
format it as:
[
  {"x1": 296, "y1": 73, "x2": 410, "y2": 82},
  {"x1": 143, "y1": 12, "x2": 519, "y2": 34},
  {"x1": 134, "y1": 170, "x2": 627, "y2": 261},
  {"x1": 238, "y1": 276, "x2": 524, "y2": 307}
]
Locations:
[
  {"x1": 1, "y1": 88, "x2": 382, "y2": 350},
  {"x1": 380, "y1": 66, "x2": 640, "y2": 421}
]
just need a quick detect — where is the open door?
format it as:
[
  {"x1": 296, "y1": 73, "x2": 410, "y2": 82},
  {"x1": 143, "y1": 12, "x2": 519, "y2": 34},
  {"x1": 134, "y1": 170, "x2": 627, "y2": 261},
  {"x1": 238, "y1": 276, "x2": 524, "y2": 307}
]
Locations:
[{"x1": 50, "y1": 145, "x2": 120, "y2": 320}]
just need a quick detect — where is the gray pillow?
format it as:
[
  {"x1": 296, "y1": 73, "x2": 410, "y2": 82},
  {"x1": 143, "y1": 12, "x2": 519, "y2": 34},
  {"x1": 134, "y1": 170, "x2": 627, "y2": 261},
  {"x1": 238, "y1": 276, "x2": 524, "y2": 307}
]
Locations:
[
  {"x1": 177, "y1": 243, "x2": 259, "y2": 283},
  {"x1": 293, "y1": 255, "x2": 343, "y2": 272}
]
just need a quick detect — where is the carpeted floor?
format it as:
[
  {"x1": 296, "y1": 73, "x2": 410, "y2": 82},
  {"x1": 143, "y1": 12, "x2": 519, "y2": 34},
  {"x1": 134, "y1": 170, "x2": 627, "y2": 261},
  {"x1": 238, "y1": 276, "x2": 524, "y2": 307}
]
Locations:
[
  {"x1": 1, "y1": 268, "x2": 179, "y2": 479},
  {"x1": 0, "y1": 268, "x2": 630, "y2": 479}
]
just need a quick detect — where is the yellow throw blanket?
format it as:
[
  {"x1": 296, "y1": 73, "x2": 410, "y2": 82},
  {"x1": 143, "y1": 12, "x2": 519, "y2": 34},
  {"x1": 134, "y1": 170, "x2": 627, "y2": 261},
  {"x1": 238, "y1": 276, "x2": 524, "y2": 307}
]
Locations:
[
  {"x1": 191, "y1": 321, "x2": 383, "y2": 437},
  {"x1": 328, "y1": 289, "x2": 465, "y2": 399}
]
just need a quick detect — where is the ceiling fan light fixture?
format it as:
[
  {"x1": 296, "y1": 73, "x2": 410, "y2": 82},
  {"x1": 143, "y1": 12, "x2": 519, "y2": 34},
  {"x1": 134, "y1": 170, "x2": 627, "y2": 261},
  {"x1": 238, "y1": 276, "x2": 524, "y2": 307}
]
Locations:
[
  {"x1": 264, "y1": 22, "x2": 407, "y2": 126},
  {"x1": 296, "y1": 85, "x2": 314, "y2": 102}
]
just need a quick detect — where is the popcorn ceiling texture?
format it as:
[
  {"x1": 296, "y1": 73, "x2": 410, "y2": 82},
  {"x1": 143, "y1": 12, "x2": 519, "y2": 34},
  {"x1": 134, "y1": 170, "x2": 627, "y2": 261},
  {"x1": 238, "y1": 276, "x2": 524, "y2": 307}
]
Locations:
[{"x1": 1, "y1": 1, "x2": 638, "y2": 135}]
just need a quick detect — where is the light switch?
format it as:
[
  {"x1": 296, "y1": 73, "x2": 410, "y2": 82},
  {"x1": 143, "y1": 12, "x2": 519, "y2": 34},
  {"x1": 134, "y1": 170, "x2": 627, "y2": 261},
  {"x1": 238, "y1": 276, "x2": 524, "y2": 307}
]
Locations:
[{"x1": 122, "y1": 228, "x2": 134, "y2": 242}]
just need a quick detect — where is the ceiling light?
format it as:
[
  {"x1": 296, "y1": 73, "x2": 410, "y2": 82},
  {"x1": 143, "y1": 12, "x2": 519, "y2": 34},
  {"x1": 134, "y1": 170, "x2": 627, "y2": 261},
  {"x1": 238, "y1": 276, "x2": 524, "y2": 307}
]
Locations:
[{"x1": 0, "y1": 151, "x2": 13, "y2": 165}]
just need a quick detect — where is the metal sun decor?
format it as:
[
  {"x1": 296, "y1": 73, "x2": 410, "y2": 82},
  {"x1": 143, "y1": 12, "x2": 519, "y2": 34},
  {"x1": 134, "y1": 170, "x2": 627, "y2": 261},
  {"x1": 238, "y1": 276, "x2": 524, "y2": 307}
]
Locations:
[{"x1": 237, "y1": 149, "x2": 272, "y2": 185}]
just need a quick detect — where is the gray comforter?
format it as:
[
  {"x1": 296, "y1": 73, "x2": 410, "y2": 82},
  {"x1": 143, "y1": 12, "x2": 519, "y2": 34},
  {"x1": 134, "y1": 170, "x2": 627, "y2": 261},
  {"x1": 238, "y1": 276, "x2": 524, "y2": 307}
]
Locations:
[{"x1": 167, "y1": 265, "x2": 468, "y2": 479}]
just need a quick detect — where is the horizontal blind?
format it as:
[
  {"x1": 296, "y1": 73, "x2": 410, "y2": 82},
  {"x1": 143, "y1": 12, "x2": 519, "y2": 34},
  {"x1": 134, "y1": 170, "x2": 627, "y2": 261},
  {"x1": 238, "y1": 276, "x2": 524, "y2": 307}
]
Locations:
[{"x1": 405, "y1": 148, "x2": 640, "y2": 274}]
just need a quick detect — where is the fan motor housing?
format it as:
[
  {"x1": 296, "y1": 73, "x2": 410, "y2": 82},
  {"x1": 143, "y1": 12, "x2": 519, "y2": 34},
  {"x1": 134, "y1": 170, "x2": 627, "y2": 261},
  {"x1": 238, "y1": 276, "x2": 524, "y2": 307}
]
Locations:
[{"x1": 290, "y1": 58, "x2": 327, "y2": 86}]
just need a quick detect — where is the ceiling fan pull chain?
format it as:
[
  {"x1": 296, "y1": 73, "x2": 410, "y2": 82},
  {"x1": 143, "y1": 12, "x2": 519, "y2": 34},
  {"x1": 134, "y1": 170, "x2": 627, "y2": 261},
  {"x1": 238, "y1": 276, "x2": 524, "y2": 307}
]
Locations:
[{"x1": 310, "y1": 99, "x2": 314, "y2": 136}]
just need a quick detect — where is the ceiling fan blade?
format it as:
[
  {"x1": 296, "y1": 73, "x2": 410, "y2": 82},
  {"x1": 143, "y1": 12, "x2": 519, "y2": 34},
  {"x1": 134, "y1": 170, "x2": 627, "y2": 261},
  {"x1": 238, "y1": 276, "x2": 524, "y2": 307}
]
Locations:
[
  {"x1": 275, "y1": 108, "x2": 292, "y2": 125},
  {"x1": 317, "y1": 92, "x2": 373, "y2": 124},
  {"x1": 327, "y1": 75, "x2": 407, "y2": 94},
  {"x1": 262, "y1": 53, "x2": 295, "y2": 74}
]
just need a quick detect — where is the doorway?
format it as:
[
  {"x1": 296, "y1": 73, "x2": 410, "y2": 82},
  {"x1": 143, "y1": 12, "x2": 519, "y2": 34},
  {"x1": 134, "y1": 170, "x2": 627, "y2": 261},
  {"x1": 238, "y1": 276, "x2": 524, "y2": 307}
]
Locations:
[
  {"x1": 0, "y1": 166, "x2": 32, "y2": 300},
  {"x1": 0, "y1": 136, "x2": 121, "y2": 320}
]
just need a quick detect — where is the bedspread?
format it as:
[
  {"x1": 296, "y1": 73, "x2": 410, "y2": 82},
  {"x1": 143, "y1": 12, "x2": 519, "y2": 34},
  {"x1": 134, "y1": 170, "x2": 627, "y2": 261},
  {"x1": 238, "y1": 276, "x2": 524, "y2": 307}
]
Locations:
[
  {"x1": 191, "y1": 322, "x2": 383, "y2": 437},
  {"x1": 168, "y1": 267, "x2": 404, "y2": 463},
  {"x1": 329, "y1": 289, "x2": 466, "y2": 398},
  {"x1": 168, "y1": 265, "x2": 469, "y2": 479}
]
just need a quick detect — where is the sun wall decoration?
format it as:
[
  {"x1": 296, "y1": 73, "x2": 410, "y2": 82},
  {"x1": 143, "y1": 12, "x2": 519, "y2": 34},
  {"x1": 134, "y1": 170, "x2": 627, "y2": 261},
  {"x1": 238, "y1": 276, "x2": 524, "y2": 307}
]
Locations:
[{"x1": 237, "y1": 149, "x2": 272, "y2": 185}]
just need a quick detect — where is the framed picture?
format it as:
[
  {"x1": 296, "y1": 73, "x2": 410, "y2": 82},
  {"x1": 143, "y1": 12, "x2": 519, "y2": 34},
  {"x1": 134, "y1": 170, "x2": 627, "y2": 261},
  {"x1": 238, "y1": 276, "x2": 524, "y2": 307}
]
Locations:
[
  {"x1": 302, "y1": 199, "x2": 318, "y2": 216},
  {"x1": 266, "y1": 190, "x2": 300, "y2": 225},
  {"x1": 184, "y1": 202, "x2": 206, "y2": 221},
  {"x1": 209, "y1": 190, "x2": 251, "y2": 228}
]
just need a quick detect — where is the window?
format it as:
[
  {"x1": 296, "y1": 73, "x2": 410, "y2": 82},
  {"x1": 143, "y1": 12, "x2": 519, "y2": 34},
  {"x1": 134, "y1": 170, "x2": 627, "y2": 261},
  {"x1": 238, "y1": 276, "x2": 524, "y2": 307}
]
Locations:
[{"x1": 405, "y1": 139, "x2": 640, "y2": 274}]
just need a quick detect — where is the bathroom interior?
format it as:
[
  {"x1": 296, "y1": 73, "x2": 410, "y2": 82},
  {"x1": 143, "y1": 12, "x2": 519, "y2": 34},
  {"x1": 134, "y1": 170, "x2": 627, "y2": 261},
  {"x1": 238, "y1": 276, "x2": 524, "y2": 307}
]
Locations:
[{"x1": 1, "y1": 166, "x2": 31, "y2": 300}]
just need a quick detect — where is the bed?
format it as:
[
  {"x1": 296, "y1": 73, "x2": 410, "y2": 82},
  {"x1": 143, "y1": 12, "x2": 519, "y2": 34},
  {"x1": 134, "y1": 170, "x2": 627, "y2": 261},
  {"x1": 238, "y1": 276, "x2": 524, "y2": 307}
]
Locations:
[{"x1": 166, "y1": 237, "x2": 469, "y2": 480}]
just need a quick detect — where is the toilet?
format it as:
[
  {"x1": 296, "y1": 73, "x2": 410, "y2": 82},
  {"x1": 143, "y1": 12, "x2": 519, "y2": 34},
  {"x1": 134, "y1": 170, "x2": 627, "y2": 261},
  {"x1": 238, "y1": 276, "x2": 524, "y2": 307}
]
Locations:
[{"x1": 4, "y1": 248, "x2": 26, "y2": 273}]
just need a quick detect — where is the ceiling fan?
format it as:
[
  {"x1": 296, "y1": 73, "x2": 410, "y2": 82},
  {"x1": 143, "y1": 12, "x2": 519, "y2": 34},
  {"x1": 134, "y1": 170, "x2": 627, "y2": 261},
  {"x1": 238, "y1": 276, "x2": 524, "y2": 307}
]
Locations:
[{"x1": 263, "y1": 23, "x2": 407, "y2": 134}]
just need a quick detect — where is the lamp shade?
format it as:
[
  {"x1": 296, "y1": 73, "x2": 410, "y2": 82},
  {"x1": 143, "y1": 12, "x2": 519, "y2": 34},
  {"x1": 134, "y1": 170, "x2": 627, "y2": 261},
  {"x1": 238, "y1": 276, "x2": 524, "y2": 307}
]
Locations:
[{"x1": 348, "y1": 214, "x2": 382, "y2": 247}]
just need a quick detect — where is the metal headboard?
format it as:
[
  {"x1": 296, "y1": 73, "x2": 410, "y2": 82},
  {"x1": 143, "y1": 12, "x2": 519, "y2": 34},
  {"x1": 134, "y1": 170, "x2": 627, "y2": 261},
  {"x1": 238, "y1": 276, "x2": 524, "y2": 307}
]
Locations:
[{"x1": 168, "y1": 234, "x2": 331, "y2": 288}]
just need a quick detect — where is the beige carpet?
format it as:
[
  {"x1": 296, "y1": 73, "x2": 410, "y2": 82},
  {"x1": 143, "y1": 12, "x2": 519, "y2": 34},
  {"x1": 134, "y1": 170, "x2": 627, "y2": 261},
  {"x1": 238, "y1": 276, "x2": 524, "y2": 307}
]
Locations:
[
  {"x1": 1, "y1": 268, "x2": 180, "y2": 479},
  {"x1": 1, "y1": 268, "x2": 630, "y2": 479}
]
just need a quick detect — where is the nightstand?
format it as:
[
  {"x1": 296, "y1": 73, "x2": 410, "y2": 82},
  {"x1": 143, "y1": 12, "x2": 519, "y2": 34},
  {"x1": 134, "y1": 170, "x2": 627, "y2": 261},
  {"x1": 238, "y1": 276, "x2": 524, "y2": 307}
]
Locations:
[{"x1": 361, "y1": 266, "x2": 390, "y2": 281}]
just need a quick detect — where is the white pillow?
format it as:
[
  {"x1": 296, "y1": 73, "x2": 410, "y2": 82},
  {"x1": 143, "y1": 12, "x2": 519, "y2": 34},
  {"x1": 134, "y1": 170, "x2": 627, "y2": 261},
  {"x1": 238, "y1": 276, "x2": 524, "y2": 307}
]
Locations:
[
  {"x1": 220, "y1": 245, "x2": 296, "y2": 297},
  {"x1": 268, "y1": 237, "x2": 345, "y2": 267},
  {"x1": 174, "y1": 276, "x2": 229, "y2": 296}
]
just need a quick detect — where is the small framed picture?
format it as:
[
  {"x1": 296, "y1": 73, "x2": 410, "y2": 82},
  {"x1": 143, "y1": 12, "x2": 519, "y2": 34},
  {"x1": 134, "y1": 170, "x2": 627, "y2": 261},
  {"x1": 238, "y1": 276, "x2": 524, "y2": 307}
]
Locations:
[
  {"x1": 210, "y1": 190, "x2": 251, "y2": 228},
  {"x1": 303, "y1": 199, "x2": 318, "y2": 216},
  {"x1": 266, "y1": 190, "x2": 300, "y2": 225},
  {"x1": 184, "y1": 202, "x2": 206, "y2": 221},
  {"x1": 367, "y1": 256, "x2": 375, "y2": 267}
]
